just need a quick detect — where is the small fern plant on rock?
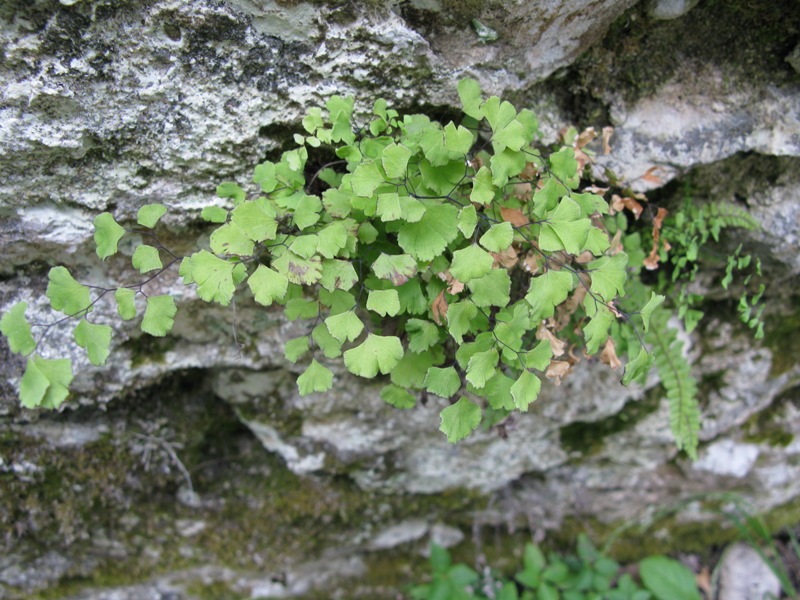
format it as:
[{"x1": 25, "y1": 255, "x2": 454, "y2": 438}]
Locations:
[{"x1": 2, "y1": 78, "x2": 761, "y2": 456}]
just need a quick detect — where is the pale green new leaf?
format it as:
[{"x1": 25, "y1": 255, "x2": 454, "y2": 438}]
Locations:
[
  {"x1": 115, "y1": 288, "x2": 137, "y2": 320},
  {"x1": 180, "y1": 250, "x2": 238, "y2": 305},
  {"x1": 621, "y1": 346, "x2": 655, "y2": 386},
  {"x1": 351, "y1": 161, "x2": 384, "y2": 197},
  {"x1": 93, "y1": 212, "x2": 126, "y2": 260},
  {"x1": 201, "y1": 206, "x2": 228, "y2": 223},
  {"x1": 521, "y1": 339, "x2": 552, "y2": 371},
  {"x1": 382, "y1": 143, "x2": 412, "y2": 179},
  {"x1": 284, "y1": 336, "x2": 309, "y2": 363},
  {"x1": 316, "y1": 221, "x2": 349, "y2": 258},
  {"x1": 297, "y1": 359, "x2": 334, "y2": 396},
  {"x1": 293, "y1": 194, "x2": 322, "y2": 230},
  {"x1": 210, "y1": 222, "x2": 255, "y2": 255},
  {"x1": 397, "y1": 204, "x2": 459, "y2": 261},
  {"x1": 289, "y1": 235, "x2": 318, "y2": 259},
  {"x1": 479, "y1": 222, "x2": 514, "y2": 253},
  {"x1": 449, "y1": 245, "x2": 493, "y2": 283},
  {"x1": 446, "y1": 301, "x2": 478, "y2": 344},
  {"x1": 588, "y1": 253, "x2": 628, "y2": 301},
  {"x1": 343, "y1": 333, "x2": 403, "y2": 378},
  {"x1": 311, "y1": 323, "x2": 343, "y2": 359},
  {"x1": 132, "y1": 245, "x2": 162, "y2": 273},
  {"x1": 405, "y1": 319, "x2": 440, "y2": 353},
  {"x1": 216, "y1": 182, "x2": 246, "y2": 204},
  {"x1": 466, "y1": 347, "x2": 499, "y2": 388},
  {"x1": 231, "y1": 200, "x2": 278, "y2": 242},
  {"x1": 141, "y1": 295, "x2": 177, "y2": 337},
  {"x1": 20, "y1": 355, "x2": 73, "y2": 409},
  {"x1": 525, "y1": 270, "x2": 573, "y2": 321},
  {"x1": 510, "y1": 370, "x2": 541, "y2": 411},
  {"x1": 640, "y1": 292, "x2": 666, "y2": 333},
  {"x1": 458, "y1": 205, "x2": 478, "y2": 238},
  {"x1": 443, "y1": 122, "x2": 474, "y2": 156},
  {"x1": 285, "y1": 298, "x2": 319, "y2": 320},
  {"x1": 457, "y1": 77, "x2": 483, "y2": 120},
  {"x1": 0, "y1": 302, "x2": 36, "y2": 355},
  {"x1": 390, "y1": 349, "x2": 437, "y2": 389},
  {"x1": 47, "y1": 266, "x2": 91, "y2": 316},
  {"x1": 467, "y1": 269, "x2": 511, "y2": 307},
  {"x1": 380, "y1": 384, "x2": 416, "y2": 409},
  {"x1": 137, "y1": 204, "x2": 167, "y2": 228},
  {"x1": 423, "y1": 366, "x2": 461, "y2": 398},
  {"x1": 372, "y1": 253, "x2": 418, "y2": 286},
  {"x1": 470, "y1": 166, "x2": 495, "y2": 205},
  {"x1": 440, "y1": 396, "x2": 481, "y2": 443},
  {"x1": 539, "y1": 198, "x2": 591, "y2": 255},
  {"x1": 583, "y1": 305, "x2": 615, "y2": 355},
  {"x1": 549, "y1": 147, "x2": 579, "y2": 188},
  {"x1": 248, "y1": 265, "x2": 289, "y2": 306},
  {"x1": 325, "y1": 310, "x2": 364, "y2": 343},
  {"x1": 367, "y1": 289, "x2": 400, "y2": 317},
  {"x1": 73, "y1": 319, "x2": 112, "y2": 366}
]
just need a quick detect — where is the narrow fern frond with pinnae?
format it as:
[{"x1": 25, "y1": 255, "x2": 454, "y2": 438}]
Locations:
[{"x1": 647, "y1": 313, "x2": 700, "y2": 459}]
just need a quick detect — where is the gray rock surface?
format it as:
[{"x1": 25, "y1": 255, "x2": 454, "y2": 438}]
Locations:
[{"x1": 1, "y1": 0, "x2": 800, "y2": 598}]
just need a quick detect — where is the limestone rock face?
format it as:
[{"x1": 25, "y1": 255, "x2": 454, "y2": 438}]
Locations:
[{"x1": 1, "y1": 1, "x2": 799, "y2": 598}]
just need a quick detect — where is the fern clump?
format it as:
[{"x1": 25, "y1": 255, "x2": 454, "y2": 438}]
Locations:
[{"x1": 0, "y1": 80, "x2": 765, "y2": 455}]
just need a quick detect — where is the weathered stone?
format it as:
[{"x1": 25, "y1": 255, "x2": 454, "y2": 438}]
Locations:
[{"x1": 1, "y1": 0, "x2": 800, "y2": 598}]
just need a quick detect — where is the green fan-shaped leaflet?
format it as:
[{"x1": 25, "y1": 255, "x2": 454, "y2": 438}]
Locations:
[
  {"x1": 380, "y1": 384, "x2": 416, "y2": 409},
  {"x1": 423, "y1": 366, "x2": 461, "y2": 398},
  {"x1": 141, "y1": 295, "x2": 177, "y2": 337},
  {"x1": 180, "y1": 251, "x2": 239, "y2": 306},
  {"x1": 132, "y1": 245, "x2": 162, "y2": 273},
  {"x1": 231, "y1": 200, "x2": 278, "y2": 242},
  {"x1": 93, "y1": 212, "x2": 126, "y2": 260},
  {"x1": 311, "y1": 323, "x2": 343, "y2": 359},
  {"x1": 272, "y1": 252, "x2": 323, "y2": 287},
  {"x1": 324, "y1": 311, "x2": 364, "y2": 343},
  {"x1": 343, "y1": 334, "x2": 403, "y2": 378},
  {"x1": 440, "y1": 396, "x2": 481, "y2": 443},
  {"x1": 367, "y1": 289, "x2": 400, "y2": 317},
  {"x1": 405, "y1": 319, "x2": 440, "y2": 353},
  {"x1": 372, "y1": 253, "x2": 418, "y2": 286},
  {"x1": 137, "y1": 204, "x2": 167, "y2": 228},
  {"x1": 47, "y1": 267, "x2": 91, "y2": 317},
  {"x1": 115, "y1": 288, "x2": 137, "y2": 320},
  {"x1": 587, "y1": 253, "x2": 628, "y2": 301},
  {"x1": 465, "y1": 347, "x2": 499, "y2": 388},
  {"x1": 397, "y1": 203, "x2": 459, "y2": 261},
  {"x1": 20, "y1": 355, "x2": 73, "y2": 409},
  {"x1": 449, "y1": 245, "x2": 493, "y2": 283},
  {"x1": 0, "y1": 302, "x2": 36, "y2": 355},
  {"x1": 539, "y1": 198, "x2": 591, "y2": 255},
  {"x1": 248, "y1": 265, "x2": 289, "y2": 306},
  {"x1": 525, "y1": 270, "x2": 573, "y2": 321},
  {"x1": 73, "y1": 319, "x2": 112, "y2": 366},
  {"x1": 284, "y1": 336, "x2": 310, "y2": 363},
  {"x1": 467, "y1": 269, "x2": 510, "y2": 308},
  {"x1": 479, "y1": 222, "x2": 514, "y2": 253},
  {"x1": 510, "y1": 370, "x2": 541, "y2": 411},
  {"x1": 297, "y1": 359, "x2": 334, "y2": 396}
]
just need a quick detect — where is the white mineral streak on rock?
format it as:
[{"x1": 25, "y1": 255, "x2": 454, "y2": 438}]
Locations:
[{"x1": 693, "y1": 440, "x2": 760, "y2": 478}]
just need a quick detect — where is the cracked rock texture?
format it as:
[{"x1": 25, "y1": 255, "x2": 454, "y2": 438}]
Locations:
[{"x1": 1, "y1": 0, "x2": 799, "y2": 598}]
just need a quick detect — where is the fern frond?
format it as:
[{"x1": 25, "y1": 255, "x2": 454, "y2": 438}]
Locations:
[
  {"x1": 702, "y1": 203, "x2": 760, "y2": 240},
  {"x1": 647, "y1": 317, "x2": 700, "y2": 459}
]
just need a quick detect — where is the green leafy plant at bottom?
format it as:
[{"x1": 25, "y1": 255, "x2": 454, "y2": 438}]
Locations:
[{"x1": 410, "y1": 536, "x2": 702, "y2": 600}]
